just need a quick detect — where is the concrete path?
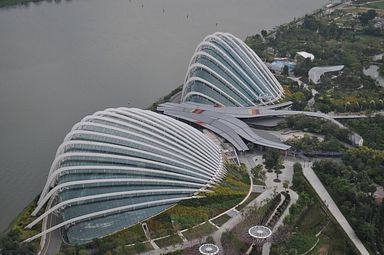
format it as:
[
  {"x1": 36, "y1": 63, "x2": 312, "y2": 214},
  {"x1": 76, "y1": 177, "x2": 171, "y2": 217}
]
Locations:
[
  {"x1": 40, "y1": 212, "x2": 62, "y2": 255},
  {"x1": 212, "y1": 189, "x2": 275, "y2": 252},
  {"x1": 138, "y1": 237, "x2": 207, "y2": 255},
  {"x1": 253, "y1": 185, "x2": 267, "y2": 193},
  {"x1": 177, "y1": 231, "x2": 188, "y2": 243},
  {"x1": 226, "y1": 208, "x2": 239, "y2": 218},
  {"x1": 302, "y1": 162, "x2": 370, "y2": 255}
]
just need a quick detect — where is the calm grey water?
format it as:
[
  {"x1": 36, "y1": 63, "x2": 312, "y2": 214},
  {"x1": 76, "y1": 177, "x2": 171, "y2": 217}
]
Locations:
[{"x1": 0, "y1": 0, "x2": 328, "y2": 231}]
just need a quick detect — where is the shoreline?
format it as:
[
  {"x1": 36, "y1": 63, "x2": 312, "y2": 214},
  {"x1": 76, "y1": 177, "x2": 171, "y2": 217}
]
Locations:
[
  {"x1": 1, "y1": 196, "x2": 39, "y2": 235},
  {"x1": 0, "y1": 0, "x2": 44, "y2": 8}
]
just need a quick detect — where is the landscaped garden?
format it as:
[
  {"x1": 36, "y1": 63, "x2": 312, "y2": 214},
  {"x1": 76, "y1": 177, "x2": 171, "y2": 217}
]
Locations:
[
  {"x1": 246, "y1": 7, "x2": 384, "y2": 114},
  {"x1": 182, "y1": 223, "x2": 217, "y2": 241},
  {"x1": 270, "y1": 162, "x2": 357, "y2": 255}
]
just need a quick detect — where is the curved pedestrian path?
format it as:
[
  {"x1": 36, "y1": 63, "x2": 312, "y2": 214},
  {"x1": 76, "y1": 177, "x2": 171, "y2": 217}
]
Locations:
[{"x1": 302, "y1": 162, "x2": 369, "y2": 255}]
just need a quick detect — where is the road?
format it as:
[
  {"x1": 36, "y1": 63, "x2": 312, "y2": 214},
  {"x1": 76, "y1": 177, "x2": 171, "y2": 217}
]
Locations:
[
  {"x1": 302, "y1": 162, "x2": 370, "y2": 255},
  {"x1": 38, "y1": 200, "x2": 62, "y2": 255}
]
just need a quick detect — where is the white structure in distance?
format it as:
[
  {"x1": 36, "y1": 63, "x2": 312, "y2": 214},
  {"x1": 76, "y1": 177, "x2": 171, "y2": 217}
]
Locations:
[
  {"x1": 199, "y1": 243, "x2": 220, "y2": 255},
  {"x1": 182, "y1": 32, "x2": 285, "y2": 107},
  {"x1": 248, "y1": 225, "x2": 272, "y2": 239},
  {"x1": 25, "y1": 108, "x2": 225, "y2": 245}
]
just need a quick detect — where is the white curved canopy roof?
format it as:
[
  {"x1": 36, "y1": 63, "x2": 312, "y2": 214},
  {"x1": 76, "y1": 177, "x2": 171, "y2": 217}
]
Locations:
[
  {"x1": 182, "y1": 32, "x2": 284, "y2": 106},
  {"x1": 27, "y1": 108, "x2": 224, "y2": 245}
]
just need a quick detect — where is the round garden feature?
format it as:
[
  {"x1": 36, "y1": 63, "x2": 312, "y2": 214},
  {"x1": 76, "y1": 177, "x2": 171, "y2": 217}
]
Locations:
[{"x1": 199, "y1": 243, "x2": 220, "y2": 255}]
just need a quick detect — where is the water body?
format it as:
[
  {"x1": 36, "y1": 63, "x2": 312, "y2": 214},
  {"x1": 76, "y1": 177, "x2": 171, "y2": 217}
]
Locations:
[{"x1": 0, "y1": 0, "x2": 328, "y2": 231}]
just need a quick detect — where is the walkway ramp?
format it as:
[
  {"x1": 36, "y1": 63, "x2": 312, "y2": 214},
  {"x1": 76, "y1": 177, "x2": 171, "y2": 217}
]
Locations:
[{"x1": 303, "y1": 164, "x2": 369, "y2": 255}]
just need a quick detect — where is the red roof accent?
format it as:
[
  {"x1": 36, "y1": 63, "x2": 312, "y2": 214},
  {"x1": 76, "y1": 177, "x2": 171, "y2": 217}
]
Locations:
[{"x1": 192, "y1": 108, "x2": 205, "y2": 114}]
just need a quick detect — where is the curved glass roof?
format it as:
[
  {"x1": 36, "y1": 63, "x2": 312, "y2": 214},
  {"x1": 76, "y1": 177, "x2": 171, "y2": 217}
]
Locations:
[
  {"x1": 182, "y1": 32, "x2": 284, "y2": 106},
  {"x1": 26, "y1": 108, "x2": 224, "y2": 245}
]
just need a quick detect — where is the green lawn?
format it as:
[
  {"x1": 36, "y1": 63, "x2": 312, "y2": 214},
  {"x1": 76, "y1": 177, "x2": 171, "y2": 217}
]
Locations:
[
  {"x1": 102, "y1": 223, "x2": 147, "y2": 245},
  {"x1": 236, "y1": 192, "x2": 260, "y2": 211},
  {"x1": 154, "y1": 234, "x2": 183, "y2": 248},
  {"x1": 211, "y1": 214, "x2": 231, "y2": 227},
  {"x1": 182, "y1": 223, "x2": 216, "y2": 240},
  {"x1": 271, "y1": 202, "x2": 356, "y2": 255},
  {"x1": 145, "y1": 213, "x2": 174, "y2": 239},
  {"x1": 310, "y1": 223, "x2": 356, "y2": 255},
  {"x1": 122, "y1": 242, "x2": 153, "y2": 254}
]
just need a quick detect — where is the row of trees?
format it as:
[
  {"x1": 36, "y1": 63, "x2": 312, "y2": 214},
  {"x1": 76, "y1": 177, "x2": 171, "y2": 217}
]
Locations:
[
  {"x1": 313, "y1": 156, "x2": 384, "y2": 254},
  {"x1": 246, "y1": 9, "x2": 384, "y2": 114},
  {"x1": 346, "y1": 116, "x2": 384, "y2": 150},
  {"x1": 262, "y1": 149, "x2": 285, "y2": 183},
  {"x1": 0, "y1": 230, "x2": 37, "y2": 255},
  {"x1": 279, "y1": 115, "x2": 351, "y2": 144},
  {"x1": 343, "y1": 146, "x2": 384, "y2": 185},
  {"x1": 286, "y1": 134, "x2": 345, "y2": 153}
]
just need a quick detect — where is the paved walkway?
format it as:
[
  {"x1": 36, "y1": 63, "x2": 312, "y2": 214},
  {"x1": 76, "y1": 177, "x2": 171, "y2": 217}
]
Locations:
[
  {"x1": 253, "y1": 185, "x2": 267, "y2": 193},
  {"x1": 226, "y1": 208, "x2": 239, "y2": 218},
  {"x1": 138, "y1": 237, "x2": 207, "y2": 255},
  {"x1": 40, "y1": 212, "x2": 62, "y2": 255},
  {"x1": 302, "y1": 162, "x2": 370, "y2": 255},
  {"x1": 212, "y1": 189, "x2": 275, "y2": 252}
]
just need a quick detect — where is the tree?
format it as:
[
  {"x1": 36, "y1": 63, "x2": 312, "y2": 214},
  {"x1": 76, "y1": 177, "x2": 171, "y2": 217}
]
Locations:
[
  {"x1": 282, "y1": 65, "x2": 289, "y2": 76},
  {"x1": 0, "y1": 230, "x2": 36, "y2": 255},
  {"x1": 261, "y1": 30, "x2": 268, "y2": 38},
  {"x1": 303, "y1": 15, "x2": 319, "y2": 30},
  {"x1": 359, "y1": 10, "x2": 377, "y2": 26},
  {"x1": 283, "y1": 180, "x2": 290, "y2": 191},
  {"x1": 263, "y1": 150, "x2": 282, "y2": 172},
  {"x1": 251, "y1": 164, "x2": 264, "y2": 179}
]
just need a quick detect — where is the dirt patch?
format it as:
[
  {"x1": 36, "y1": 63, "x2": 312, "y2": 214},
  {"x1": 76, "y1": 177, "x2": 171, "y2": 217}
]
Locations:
[{"x1": 318, "y1": 244, "x2": 329, "y2": 255}]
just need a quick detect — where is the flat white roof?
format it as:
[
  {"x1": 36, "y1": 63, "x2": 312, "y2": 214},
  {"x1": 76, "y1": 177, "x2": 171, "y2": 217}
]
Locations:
[{"x1": 296, "y1": 51, "x2": 315, "y2": 61}]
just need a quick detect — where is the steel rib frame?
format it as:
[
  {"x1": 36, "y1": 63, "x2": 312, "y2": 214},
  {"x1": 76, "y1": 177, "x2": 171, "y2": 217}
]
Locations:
[
  {"x1": 25, "y1": 197, "x2": 197, "y2": 243},
  {"x1": 188, "y1": 51, "x2": 260, "y2": 103},
  {"x1": 38, "y1": 110, "x2": 223, "y2": 203},
  {"x1": 182, "y1": 32, "x2": 284, "y2": 105},
  {"x1": 28, "y1": 188, "x2": 205, "y2": 229}
]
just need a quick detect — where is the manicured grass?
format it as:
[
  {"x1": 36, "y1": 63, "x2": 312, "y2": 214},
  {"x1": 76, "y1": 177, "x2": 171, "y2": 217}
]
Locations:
[
  {"x1": 154, "y1": 234, "x2": 183, "y2": 248},
  {"x1": 312, "y1": 223, "x2": 356, "y2": 255},
  {"x1": 182, "y1": 223, "x2": 216, "y2": 240},
  {"x1": 102, "y1": 223, "x2": 147, "y2": 245},
  {"x1": 145, "y1": 213, "x2": 174, "y2": 238},
  {"x1": 236, "y1": 192, "x2": 260, "y2": 211},
  {"x1": 123, "y1": 242, "x2": 153, "y2": 254},
  {"x1": 271, "y1": 202, "x2": 355, "y2": 254},
  {"x1": 211, "y1": 214, "x2": 231, "y2": 227},
  {"x1": 297, "y1": 203, "x2": 328, "y2": 234}
]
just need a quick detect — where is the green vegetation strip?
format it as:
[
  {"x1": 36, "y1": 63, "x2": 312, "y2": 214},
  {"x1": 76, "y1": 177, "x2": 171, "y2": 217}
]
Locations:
[
  {"x1": 271, "y1": 162, "x2": 358, "y2": 255},
  {"x1": 182, "y1": 223, "x2": 216, "y2": 241},
  {"x1": 345, "y1": 116, "x2": 384, "y2": 150},
  {"x1": 211, "y1": 214, "x2": 231, "y2": 227},
  {"x1": 236, "y1": 192, "x2": 261, "y2": 211},
  {"x1": 154, "y1": 234, "x2": 183, "y2": 248}
]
